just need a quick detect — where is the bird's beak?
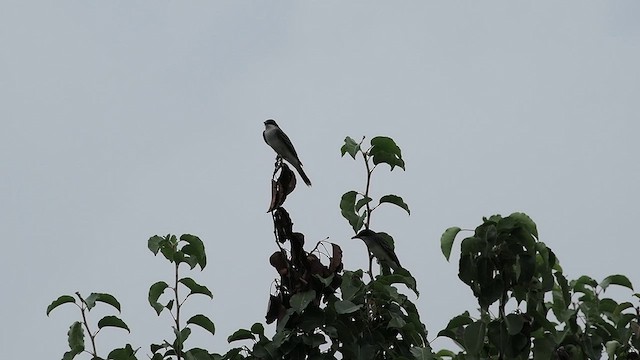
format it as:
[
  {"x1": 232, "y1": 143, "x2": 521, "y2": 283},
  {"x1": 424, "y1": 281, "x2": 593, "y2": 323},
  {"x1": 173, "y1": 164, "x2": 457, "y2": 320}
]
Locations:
[{"x1": 351, "y1": 235, "x2": 359, "y2": 239}]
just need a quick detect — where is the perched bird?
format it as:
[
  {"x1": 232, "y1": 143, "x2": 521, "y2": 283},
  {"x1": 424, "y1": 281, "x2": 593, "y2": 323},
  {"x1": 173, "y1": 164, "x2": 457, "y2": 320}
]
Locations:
[
  {"x1": 352, "y1": 229, "x2": 402, "y2": 271},
  {"x1": 263, "y1": 119, "x2": 312, "y2": 186}
]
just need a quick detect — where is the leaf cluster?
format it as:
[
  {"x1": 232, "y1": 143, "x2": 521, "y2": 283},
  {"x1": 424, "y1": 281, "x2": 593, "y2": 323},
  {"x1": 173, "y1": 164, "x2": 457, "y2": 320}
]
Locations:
[
  {"x1": 47, "y1": 292, "x2": 134, "y2": 360},
  {"x1": 47, "y1": 133, "x2": 640, "y2": 360},
  {"x1": 438, "y1": 214, "x2": 640, "y2": 359},
  {"x1": 220, "y1": 135, "x2": 432, "y2": 359},
  {"x1": 147, "y1": 234, "x2": 217, "y2": 360},
  {"x1": 48, "y1": 234, "x2": 217, "y2": 360},
  {"x1": 340, "y1": 136, "x2": 409, "y2": 234},
  {"x1": 225, "y1": 268, "x2": 431, "y2": 360}
]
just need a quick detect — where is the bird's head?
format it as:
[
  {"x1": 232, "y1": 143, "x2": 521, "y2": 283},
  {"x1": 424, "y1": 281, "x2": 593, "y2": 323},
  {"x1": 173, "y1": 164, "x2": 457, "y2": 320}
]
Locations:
[
  {"x1": 264, "y1": 119, "x2": 278, "y2": 128},
  {"x1": 352, "y1": 229, "x2": 376, "y2": 240}
]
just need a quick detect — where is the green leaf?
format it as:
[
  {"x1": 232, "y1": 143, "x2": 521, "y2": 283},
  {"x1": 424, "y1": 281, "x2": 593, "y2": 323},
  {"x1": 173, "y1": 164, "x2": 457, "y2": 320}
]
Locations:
[
  {"x1": 572, "y1": 275, "x2": 598, "y2": 293},
  {"x1": 301, "y1": 333, "x2": 327, "y2": 348},
  {"x1": 159, "y1": 234, "x2": 178, "y2": 262},
  {"x1": 618, "y1": 313, "x2": 637, "y2": 330},
  {"x1": 486, "y1": 320, "x2": 508, "y2": 355},
  {"x1": 460, "y1": 236, "x2": 485, "y2": 255},
  {"x1": 276, "y1": 308, "x2": 295, "y2": 333},
  {"x1": 369, "y1": 136, "x2": 405, "y2": 171},
  {"x1": 388, "y1": 312, "x2": 407, "y2": 329},
  {"x1": 411, "y1": 347, "x2": 435, "y2": 360},
  {"x1": 355, "y1": 196, "x2": 372, "y2": 212},
  {"x1": 340, "y1": 190, "x2": 357, "y2": 212},
  {"x1": 458, "y1": 254, "x2": 476, "y2": 286},
  {"x1": 46, "y1": 295, "x2": 76, "y2": 316},
  {"x1": 434, "y1": 349, "x2": 456, "y2": 358},
  {"x1": 340, "y1": 270, "x2": 364, "y2": 301},
  {"x1": 289, "y1": 290, "x2": 316, "y2": 314},
  {"x1": 370, "y1": 136, "x2": 402, "y2": 158},
  {"x1": 150, "y1": 342, "x2": 170, "y2": 354},
  {"x1": 85, "y1": 293, "x2": 121, "y2": 312},
  {"x1": 185, "y1": 348, "x2": 212, "y2": 360},
  {"x1": 614, "y1": 302, "x2": 635, "y2": 318},
  {"x1": 463, "y1": 320, "x2": 486, "y2": 355},
  {"x1": 98, "y1": 315, "x2": 130, "y2": 332},
  {"x1": 313, "y1": 273, "x2": 335, "y2": 287},
  {"x1": 370, "y1": 150, "x2": 405, "y2": 171},
  {"x1": 507, "y1": 212, "x2": 538, "y2": 238},
  {"x1": 378, "y1": 269, "x2": 419, "y2": 296},
  {"x1": 440, "y1": 227, "x2": 461, "y2": 261},
  {"x1": 179, "y1": 277, "x2": 213, "y2": 299},
  {"x1": 173, "y1": 327, "x2": 192, "y2": 350},
  {"x1": 107, "y1": 344, "x2": 138, "y2": 360},
  {"x1": 150, "y1": 234, "x2": 180, "y2": 262},
  {"x1": 148, "y1": 281, "x2": 169, "y2": 315},
  {"x1": 605, "y1": 340, "x2": 621, "y2": 359},
  {"x1": 187, "y1": 314, "x2": 215, "y2": 336},
  {"x1": 334, "y1": 300, "x2": 362, "y2": 314},
  {"x1": 67, "y1": 321, "x2": 85, "y2": 355},
  {"x1": 148, "y1": 235, "x2": 165, "y2": 255},
  {"x1": 552, "y1": 274, "x2": 574, "y2": 322},
  {"x1": 379, "y1": 195, "x2": 410, "y2": 215},
  {"x1": 443, "y1": 311, "x2": 473, "y2": 330},
  {"x1": 532, "y1": 335, "x2": 555, "y2": 360},
  {"x1": 555, "y1": 272, "x2": 571, "y2": 306},
  {"x1": 299, "y1": 308, "x2": 324, "y2": 334},
  {"x1": 516, "y1": 253, "x2": 535, "y2": 285},
  {"x1": 347, "y1": 343, "x2": 377, "y2": 359},
  {"x1": 220, "y1": 348, "x2": 242, "y2": 360},
  {"x1": 227, "y1": 329, "x2": 255, "y2": 343},
  {"x1": 341, "y1": 136, "x2": 361, "y2": 159},
  {"x1": 505, "y1": 314, "x2": 524, "y2": 335},
  {"x1": 600, "y1": 274, "x2": 634, "y2": 292},
  {"x1": 600, "y1": 297, "x2": 619, "y2": 314},
  {"x1": 271, "y1": 325, "x2": 293, "y2": 347},
  {"x1": 250, "y1": 322, "x2": 264, "y2": 336},
  {"x1": 62, "y1": 350, "x2": 80, "y2": 360},
  {"x1": 176, "y1": 250, "x2": 199, "y2": 269},
  {"x1": 340, "y1": 191, "x2": 361, "y2": 232},
  {"x1": 181, "y1": 234, "x2": 207, "y2": 270}
]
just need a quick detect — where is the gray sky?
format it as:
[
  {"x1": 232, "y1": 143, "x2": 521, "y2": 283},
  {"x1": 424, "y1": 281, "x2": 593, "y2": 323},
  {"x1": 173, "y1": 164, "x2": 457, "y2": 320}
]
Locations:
[{"x1": 2, "y1": 2, "x2": 639, "y2": 358}]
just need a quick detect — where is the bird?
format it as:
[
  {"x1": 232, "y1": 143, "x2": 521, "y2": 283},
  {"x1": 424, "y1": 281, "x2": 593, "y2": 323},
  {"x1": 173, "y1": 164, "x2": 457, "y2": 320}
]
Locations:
[
  {"x1": 263, "y1": 119, "x2": 312, "y2": 186},
  {"x1": 352, "y1": 229, "x2": 402, "y2": 271}
]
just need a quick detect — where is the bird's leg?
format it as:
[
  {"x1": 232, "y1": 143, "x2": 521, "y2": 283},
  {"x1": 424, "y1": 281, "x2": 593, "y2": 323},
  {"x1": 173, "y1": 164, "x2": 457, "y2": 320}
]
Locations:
[
  {"x1": 272, "y1": 156, "x2": 283, "y2": 180},
  {"x1": 367, "y1": 253, "x2": 374, "y2": 281}
]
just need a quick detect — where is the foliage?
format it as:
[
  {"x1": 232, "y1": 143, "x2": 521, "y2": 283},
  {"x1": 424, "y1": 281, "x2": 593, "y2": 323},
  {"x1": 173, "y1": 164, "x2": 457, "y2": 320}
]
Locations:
[
  {"x1": 147, "y1": 234, "x2": 216, "y2": 360},
  {"x1": 47, "y1": 292, "x2": 134, "y2": 360},
  {"x1": 438, "y1": 215, "x2": 640, "y2": 359},
  {"x1": 339, "y1": 136, "x2": 409, "y2": 235},
  {"x1": 48, "y1": 234, "x2": 215, "y2": 360},
  {"x1": 222, "y1": 136, "x2": 430, "y2": 359},
  {"x1": 48, "y1": 133, "x2": 640, "y2": 360}
]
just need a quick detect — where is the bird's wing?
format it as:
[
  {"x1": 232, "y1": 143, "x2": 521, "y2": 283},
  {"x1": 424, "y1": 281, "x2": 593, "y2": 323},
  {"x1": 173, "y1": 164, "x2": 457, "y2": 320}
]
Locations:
[
  {"x1": 276, "y1": 128, "x2": 301, "y2": 162},
  {"x1": 379, "y1": 235, "x2": 401, "y2": 267}
]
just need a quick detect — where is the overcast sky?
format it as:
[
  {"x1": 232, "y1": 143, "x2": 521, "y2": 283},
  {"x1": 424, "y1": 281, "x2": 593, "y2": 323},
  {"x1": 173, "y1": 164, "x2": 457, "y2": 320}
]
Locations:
[{"x1": 2, "y1": 2, "x2": 640, "y2": 358}]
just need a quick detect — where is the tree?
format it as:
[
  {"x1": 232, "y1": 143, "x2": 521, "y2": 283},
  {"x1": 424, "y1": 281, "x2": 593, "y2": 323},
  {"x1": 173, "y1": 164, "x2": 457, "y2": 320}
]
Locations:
[{"x1": 48, "y1": 135, "x2": 640, "y2": 360}]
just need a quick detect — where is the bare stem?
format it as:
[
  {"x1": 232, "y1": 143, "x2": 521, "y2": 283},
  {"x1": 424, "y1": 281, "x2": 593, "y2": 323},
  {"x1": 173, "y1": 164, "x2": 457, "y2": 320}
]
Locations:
[
  {"x1": 361, "y1": 149, "x2": 375, "y2": 281},
  {"x1": 367, "y1": 254, "x2": 374, "y2": 281},
  {"x1": 362, "y1": 150, "x2": 373, "y2": 230},
  {"x1": 174, "y1": 262, "x2": 182, "y2": 360}
]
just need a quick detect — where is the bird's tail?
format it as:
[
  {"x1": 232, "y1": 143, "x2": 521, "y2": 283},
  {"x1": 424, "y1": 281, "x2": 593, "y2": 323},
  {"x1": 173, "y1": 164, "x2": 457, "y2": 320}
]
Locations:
[{"x1": 295, "y1": 164, "x2": 312, "y2": 187}]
